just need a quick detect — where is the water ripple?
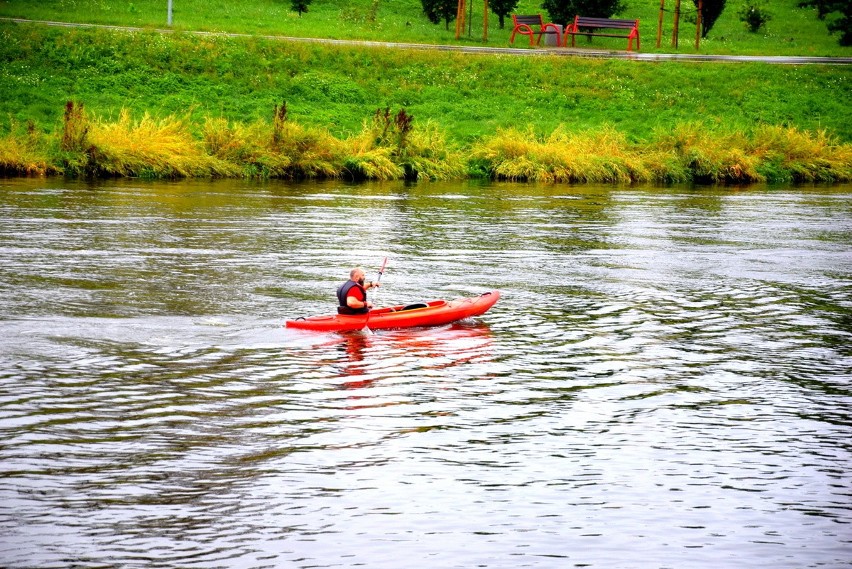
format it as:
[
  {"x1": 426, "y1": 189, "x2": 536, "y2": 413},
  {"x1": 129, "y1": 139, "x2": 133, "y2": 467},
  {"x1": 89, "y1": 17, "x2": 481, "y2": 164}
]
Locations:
[{"x1": 0, "y1": 180, "x2": 850, "y2": 568}]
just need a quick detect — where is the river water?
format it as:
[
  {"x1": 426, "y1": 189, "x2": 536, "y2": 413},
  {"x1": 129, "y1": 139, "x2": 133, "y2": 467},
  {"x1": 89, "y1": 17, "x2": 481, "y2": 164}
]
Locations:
[{"x1": 0, "y1": 178, "x2": 850, "y2": 568}]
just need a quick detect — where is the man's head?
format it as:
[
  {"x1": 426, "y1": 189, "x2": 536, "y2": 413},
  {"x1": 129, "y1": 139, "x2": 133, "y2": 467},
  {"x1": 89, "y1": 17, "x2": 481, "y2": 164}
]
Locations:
[{"x1": 350, "y1": 267, "x2": 366, "y2": 285}]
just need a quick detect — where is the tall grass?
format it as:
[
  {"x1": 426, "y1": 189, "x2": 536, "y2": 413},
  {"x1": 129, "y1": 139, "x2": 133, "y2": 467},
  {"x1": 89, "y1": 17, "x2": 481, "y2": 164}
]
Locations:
[
  {"x1": 472, "y1": 123, "x2": 851, "y2": 184},
  {"x1": 86, "y1": 110, "x2": 224, "y2": 178},
  {"x1": 14, "y1": 102, "x2": 463, "y2": 180},
  {"x1": 344, "y1": 108, "x2": 466, "y2": 181},
  {"x1": 472, "y1": 126, "x2": 652, "y2": 183},
  {"x1": 0, "y1": 119, "x2": 57, "y2": 176},
  {"x1": 1, "y1": 104, "x2": 848, "y2": 183}
]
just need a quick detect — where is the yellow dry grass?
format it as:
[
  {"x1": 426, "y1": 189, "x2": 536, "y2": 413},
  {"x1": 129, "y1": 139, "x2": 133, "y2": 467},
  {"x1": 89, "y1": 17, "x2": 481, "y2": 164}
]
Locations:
[
  {"x1": 472, "y1": 126, "x2": 652, "y2": 183},
  {"x1": 89, "y1": 110, "x2": 223, "y2": 177},
  {"x1": 0, "y1": 130, "x2": 59, "y2": 176}
]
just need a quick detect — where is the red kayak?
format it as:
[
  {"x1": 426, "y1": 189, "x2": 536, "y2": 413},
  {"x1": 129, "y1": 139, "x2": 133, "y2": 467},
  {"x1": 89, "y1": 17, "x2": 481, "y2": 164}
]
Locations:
[{"x1": 286, "y1": 290, "x2": 500, "y2": 332}]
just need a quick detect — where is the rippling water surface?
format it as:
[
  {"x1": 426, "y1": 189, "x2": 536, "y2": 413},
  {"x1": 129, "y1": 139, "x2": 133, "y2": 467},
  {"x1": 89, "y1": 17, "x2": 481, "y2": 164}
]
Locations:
[{"x1": 0, "y1": 178, "x2": 850, "y2": 568}]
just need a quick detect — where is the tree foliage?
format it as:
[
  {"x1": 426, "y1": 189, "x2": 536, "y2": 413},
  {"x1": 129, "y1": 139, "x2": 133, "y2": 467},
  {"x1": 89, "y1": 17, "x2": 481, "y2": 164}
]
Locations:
[
  {"x1": 291, "y1": 0, "x2": 312, "y2": 17},
  {"x1": 421, "y1": 0, "x2": 458, "y2": 30},
  {"x1": 541, "y1": 0, "x2": 626, "y2": 25},
  {"x1": 693, "y1": 0, "x2": 727, "y2": 37},
  {"x1": 799, "y1": 0, "x2": 851, "y2": 45},
  {"x1": 490, "y1": 0, "x2": 520, "y2": 28}
]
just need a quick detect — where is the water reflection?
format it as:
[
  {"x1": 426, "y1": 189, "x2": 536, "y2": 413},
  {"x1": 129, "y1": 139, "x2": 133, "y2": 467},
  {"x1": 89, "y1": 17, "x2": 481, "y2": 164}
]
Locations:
[{"x1": 0, "y1": 178, "x2": 850, "y2": 569}]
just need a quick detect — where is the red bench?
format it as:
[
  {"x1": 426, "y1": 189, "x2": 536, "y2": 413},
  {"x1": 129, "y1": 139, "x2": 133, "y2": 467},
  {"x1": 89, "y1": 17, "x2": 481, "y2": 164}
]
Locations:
[
  {"x1": 510, "y1": 14, "x2": 562, "y2": 47},
  {"x1": 564, "y1": 16, "x2": 640, "y2": 51}
]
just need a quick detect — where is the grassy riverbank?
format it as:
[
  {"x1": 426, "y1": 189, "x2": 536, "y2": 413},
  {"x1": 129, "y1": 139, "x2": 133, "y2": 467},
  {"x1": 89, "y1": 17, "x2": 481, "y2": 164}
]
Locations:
[
  {"x1": 4, "y1": 98, "x2": 849, "y2": 183},
  {"x1": 0, "y1": 11, "x2": 850, "y2": 183}
]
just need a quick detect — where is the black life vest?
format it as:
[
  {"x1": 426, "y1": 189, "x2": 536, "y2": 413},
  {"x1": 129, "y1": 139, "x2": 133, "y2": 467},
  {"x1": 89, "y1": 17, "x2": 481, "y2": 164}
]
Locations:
[{"x1": 336, "y1": 280, "x2": 368, "y2": 315}]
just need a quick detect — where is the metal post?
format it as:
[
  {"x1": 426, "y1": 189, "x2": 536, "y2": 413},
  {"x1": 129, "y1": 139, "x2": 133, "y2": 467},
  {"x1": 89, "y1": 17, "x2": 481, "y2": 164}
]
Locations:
[{"x1": 167, "y1": 0, "x2": 173, "y2": 26}]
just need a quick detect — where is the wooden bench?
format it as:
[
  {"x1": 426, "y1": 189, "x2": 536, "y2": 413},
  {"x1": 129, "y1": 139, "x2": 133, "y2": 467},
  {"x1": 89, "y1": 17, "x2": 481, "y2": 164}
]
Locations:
[
  {"x1": 510, "y1": 14, "x2": 562, "y2": 47},
  {"x1": 564, "y1": 16, "x2": 640, "y2": 51}
]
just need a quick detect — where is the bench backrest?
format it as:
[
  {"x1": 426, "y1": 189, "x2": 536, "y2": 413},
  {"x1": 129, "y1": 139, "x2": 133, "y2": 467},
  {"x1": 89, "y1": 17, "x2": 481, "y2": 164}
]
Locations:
[
  {"x1": 512, "y1": 14, "x2": 545, "y2": 27},
  {"x1": 574, "y1": 16, "x2": 638, "y2": 29}
]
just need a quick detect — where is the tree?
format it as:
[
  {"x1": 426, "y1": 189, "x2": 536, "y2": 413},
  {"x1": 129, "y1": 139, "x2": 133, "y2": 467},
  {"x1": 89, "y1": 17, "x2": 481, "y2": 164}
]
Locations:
[
  {"x1": 799, "y1": 0, "x2": 851, "y2": 45},
  {"x1": 291, "y1": 0, "x2": 311, "y2": 17},
  {"x1": 490, "y1": 0, "x2": 520, "y2": 28},
  {"x1": 541, "y1": 0, "x2": 625, "y2": 25},
  {"x1": 693, "y1": 0, "x2": 726, "y2": 37},
  {"x1": 421, "y1": 0, "x2": 458, "y2": 30}
]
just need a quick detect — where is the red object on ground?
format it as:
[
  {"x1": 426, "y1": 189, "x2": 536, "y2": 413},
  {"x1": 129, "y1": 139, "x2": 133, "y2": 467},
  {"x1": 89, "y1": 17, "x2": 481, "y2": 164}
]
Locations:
[
  {"x1": 564, "y1": 16, "x2": 641, "y2": 51},
  {"x1": 286, "y1": 290, "x2": 501, "y2": 332},
  {"x1": 510, "y1": 14, "x2": 562, "y2": 46}
]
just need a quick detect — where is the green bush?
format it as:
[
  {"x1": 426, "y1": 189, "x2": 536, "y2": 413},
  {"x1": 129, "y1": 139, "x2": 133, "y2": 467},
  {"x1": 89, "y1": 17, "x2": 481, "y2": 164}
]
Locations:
[{"x1": 738, "y1": 3, "x2": 773, "y2": 32}]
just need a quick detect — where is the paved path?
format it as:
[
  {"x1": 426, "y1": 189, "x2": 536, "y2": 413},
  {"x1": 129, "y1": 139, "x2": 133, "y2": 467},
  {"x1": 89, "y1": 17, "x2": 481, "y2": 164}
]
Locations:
[{"x1": 4, "y1": 17, "x2": 852, "y2": 65}]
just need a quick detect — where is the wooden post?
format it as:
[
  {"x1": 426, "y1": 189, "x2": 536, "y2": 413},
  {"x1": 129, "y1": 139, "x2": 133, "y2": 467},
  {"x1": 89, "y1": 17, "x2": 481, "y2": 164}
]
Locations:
[
  {"x1": 672, "y1": 0, "x2": 681, "y2": 48},
  {"x1": 695, "y1": 0, "x2": 703, "y2": 50},
  {"x1": 483, "y1": 0, "x2": 489, "y2": 42},
  {"x1": 656, "y1": 0, "x2": 664, "y2": 48},
  {"x1": 468, "y1": 0, "x2": 473, "y2": 36},
  {"x1": 455, "y1": 0, "x2": 466, "y2": 39}
]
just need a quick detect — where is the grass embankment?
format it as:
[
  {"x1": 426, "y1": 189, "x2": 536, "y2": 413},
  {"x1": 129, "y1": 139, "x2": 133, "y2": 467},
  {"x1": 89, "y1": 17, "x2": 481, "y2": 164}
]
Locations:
[
  {"x1": 1, "y1": 0, "x2": 849, "y2": 57},
  {"x1": 1, "y1": 24, "x2": 850, "y2": 183}
]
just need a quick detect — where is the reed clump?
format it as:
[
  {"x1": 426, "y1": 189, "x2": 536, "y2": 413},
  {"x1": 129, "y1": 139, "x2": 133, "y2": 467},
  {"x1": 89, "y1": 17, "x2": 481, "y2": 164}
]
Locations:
[
  {"x1": 749, "y1": 125, "x2": 852, "y2": 183},
  {"x1": 653, "y1": 123, "x2": 765, "y2": 184},
  {"x1": 0, "y1": 119, "x2": 59, "y2": 176},
  {"x1": 203, "y1": 102, "x2": 345, "y2": 179},
  {"x1": 653, "y1": 123, "x2": 852, "y2": 183},
  {"x1": 344, "y1": 108, "x2": 465, "y2": 181},
  {"x1": 471, "y1": 126, "x2": 653, "y2": 184},
  {"x1": 86, "y1": 110, "x2": 223, "y2": 178},
  {"x1": 473, "y1": 123, "x2": 852, "y2": 184}
]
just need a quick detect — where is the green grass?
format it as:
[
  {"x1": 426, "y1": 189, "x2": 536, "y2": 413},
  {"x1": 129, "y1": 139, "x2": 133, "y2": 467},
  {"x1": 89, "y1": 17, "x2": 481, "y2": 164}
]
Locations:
[
  {"x1": 1, "y1": 23, "x2": 848, "y2": 143},
  {"x1": 0, "y1": 0, "x2": 849, "y2": 56},
  {"x1": 0, "y1": 1, "x2": 849, "y2": 183}
]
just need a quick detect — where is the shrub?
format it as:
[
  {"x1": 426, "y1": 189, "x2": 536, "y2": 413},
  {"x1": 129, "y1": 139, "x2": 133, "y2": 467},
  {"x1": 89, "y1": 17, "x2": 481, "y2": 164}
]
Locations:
[
  {"x1": 738, "y1": 3, "x2": 773, "y2": 32},
  {"x1": 421, "y1": 0, "x2": 458, "y2": 30},
  {"x1": 291, "y1": 0, "x2": 312, "y2": 17}
]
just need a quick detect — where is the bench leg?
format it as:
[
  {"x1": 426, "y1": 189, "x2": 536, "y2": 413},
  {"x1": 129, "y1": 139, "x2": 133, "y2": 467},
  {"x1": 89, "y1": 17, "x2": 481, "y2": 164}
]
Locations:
[
  {"x1": 510, "y1": 27, "x2": 536, "y2": 46},
  {"x1": 628, "y1": 30, "x2": 640, "y2": 52},
  {"x1": 510, "y1": 31, "x2": 536, "y2": 46}
]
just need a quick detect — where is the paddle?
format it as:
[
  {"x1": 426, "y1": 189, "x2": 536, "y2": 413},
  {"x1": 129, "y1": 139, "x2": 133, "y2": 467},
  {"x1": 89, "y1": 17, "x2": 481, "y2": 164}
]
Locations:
[
  {"x1": 362, "y1": 257, "x2": 388, "y2": 334},
  {"x1": 374, "y1": 257, "x2": 388, "y2": 293}
]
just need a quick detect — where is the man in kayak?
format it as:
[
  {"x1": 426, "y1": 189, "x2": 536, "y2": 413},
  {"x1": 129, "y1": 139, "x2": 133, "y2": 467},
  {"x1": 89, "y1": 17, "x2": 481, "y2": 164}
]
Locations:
[{"x1": 337, "y1": 267, "x2": 381, "y2": 315}]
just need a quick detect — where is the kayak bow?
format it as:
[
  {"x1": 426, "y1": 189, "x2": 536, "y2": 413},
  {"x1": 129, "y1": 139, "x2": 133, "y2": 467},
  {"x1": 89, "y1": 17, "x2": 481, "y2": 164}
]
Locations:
[{"x1": 286, "y1": 290, "x2": 500, "y2": 332}]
